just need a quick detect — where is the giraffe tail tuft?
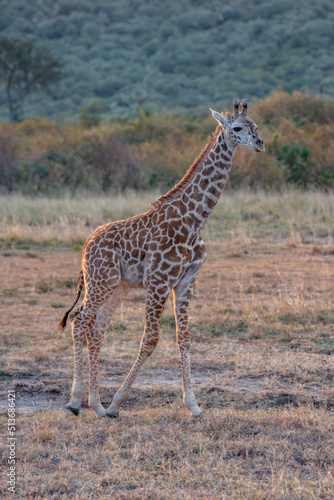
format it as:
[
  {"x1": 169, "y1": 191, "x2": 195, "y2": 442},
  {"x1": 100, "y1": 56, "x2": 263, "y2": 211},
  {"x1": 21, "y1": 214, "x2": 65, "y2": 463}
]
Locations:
[{"x1": 58, "y1": 270, "x2": 84, "y2": 331}]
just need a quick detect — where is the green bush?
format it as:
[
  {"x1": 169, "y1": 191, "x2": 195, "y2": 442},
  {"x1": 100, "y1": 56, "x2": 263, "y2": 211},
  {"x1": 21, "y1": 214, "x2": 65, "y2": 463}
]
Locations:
[
  {"x1": 280, "y1": 142, "x2": 312, "y2": 187},
  {"x1": 17, "y1": 150, "x2": 83, "y2": 194}
]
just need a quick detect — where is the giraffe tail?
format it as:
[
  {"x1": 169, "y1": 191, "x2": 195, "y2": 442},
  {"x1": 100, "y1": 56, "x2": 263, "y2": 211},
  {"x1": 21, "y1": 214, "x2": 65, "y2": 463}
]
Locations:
[{"x1": 58, "y1": 270, "x2": 84, "y2": 331}]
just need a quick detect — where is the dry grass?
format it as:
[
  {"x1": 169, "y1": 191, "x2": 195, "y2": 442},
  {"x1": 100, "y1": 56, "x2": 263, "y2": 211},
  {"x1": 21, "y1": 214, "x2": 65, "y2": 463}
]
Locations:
[
  {"x1": 0, "y1": 190, "x2": 160, "y2": 248},
  {"x1": 1, "y1": 191, "x2": 334, "y2": 498},
  {"x1": 0, "y1": 189, "x2": 333, "y2": 247}
]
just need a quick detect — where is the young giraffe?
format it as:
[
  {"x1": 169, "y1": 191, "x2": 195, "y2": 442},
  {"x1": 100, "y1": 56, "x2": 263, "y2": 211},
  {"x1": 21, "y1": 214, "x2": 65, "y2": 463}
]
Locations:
[{"x1": 59, "y1": 98, "x2": 265, "y2": 418}]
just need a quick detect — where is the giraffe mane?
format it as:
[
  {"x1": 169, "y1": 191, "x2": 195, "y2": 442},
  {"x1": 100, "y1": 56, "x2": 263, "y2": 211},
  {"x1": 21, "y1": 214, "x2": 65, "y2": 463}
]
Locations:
[{"x1": 151, "y1": 124, "x2": 223, "y2": 209}]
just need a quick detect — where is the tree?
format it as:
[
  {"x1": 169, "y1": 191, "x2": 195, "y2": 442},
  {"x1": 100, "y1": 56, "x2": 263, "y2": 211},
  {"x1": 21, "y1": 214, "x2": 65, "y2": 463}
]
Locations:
[
  {"x1": 0, "y1": 36, "x2": 63, "y2": 123},
  {"x1": 0, "y1": 130, "x2": 19, "y2": 191}
]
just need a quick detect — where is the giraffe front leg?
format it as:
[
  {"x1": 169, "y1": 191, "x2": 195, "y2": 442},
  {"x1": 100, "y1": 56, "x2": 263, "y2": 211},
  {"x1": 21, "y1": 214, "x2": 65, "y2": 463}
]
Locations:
[
  {"x1": 173, "y1": 245, "x2": 206, "y2": 417},
  {"x1": 174, "y1": 286, "x2": 203, "y2": 417},
  {"x1": 106, "y1": 286, "x2": 168, "y2": 417}
]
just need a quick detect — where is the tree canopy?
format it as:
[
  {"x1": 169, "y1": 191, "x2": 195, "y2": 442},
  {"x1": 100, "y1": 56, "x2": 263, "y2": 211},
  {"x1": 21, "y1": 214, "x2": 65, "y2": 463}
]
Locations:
[{"x1": 0, "y1": 36, "x2": 62, "y2": 122}]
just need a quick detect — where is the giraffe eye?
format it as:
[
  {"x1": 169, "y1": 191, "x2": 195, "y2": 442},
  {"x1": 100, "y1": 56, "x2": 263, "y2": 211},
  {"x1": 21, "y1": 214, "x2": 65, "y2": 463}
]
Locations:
[{"x1": 233, "y1": 127, "x2": 242, "y2": 132}]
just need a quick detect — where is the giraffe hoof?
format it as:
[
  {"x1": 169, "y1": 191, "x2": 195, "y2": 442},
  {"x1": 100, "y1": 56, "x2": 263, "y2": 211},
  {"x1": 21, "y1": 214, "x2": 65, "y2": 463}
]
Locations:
[
  {"x1": 191, "y1": 409, "x2": 204, "y2": 418},
  {"x1": 106, "y1": 411, "x2": 119, "y2": 418},
  {"x1": 66, "y1": 405, "x2": 80, "y2": 416}
]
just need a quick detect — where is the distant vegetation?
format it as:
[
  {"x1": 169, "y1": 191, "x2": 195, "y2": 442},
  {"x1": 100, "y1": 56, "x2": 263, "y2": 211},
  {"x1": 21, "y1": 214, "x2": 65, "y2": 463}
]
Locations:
[
  {"x1": 0, "y1": 0, "x2": 334, "y2": 120},
  {"x1": 0, "y1": 36, "x2": 62, "y2": 123},
  {"x1": 0, "y1": 91, "x2": 333, "y2": 193}
]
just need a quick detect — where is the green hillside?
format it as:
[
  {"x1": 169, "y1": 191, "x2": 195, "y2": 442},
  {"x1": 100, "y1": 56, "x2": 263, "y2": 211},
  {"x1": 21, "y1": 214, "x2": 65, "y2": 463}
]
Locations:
[{"x1": 1, "y1": 0, "x2": 334, "y2": 121}]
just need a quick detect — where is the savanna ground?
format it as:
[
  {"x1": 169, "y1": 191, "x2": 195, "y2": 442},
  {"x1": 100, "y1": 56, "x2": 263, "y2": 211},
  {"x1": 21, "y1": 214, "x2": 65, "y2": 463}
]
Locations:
[{"x1": 1, "y1": 190, "x2": 334, "y2": 499}]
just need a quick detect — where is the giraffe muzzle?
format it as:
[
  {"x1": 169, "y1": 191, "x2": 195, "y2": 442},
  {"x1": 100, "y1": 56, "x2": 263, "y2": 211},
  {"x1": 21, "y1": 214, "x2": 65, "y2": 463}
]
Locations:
[{"x1": 254, "y1": 139, "x2": 265, "y2": 153}]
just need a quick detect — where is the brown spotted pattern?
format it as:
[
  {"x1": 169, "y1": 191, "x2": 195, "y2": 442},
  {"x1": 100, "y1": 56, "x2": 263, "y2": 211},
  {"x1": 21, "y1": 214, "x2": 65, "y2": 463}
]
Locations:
[{"x1": 60, "y1": 99, "x2": 264, "y2": 418}]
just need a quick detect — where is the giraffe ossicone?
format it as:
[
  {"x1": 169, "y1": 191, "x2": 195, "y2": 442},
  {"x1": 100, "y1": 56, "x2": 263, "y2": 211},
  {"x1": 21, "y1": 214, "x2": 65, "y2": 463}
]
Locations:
[{"x1": 59, "y1": 99, "x2": 264, "y2": 419}]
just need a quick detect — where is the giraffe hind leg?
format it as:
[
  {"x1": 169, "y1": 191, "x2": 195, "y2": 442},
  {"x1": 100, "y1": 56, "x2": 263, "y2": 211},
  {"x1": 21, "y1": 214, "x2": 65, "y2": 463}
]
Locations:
[
  {"x1": 86, "y1": 283, "x2": 130, "y2": 418},
  {"x1": 67, "y1": 260, "x2": 122, "y2": 416},
  {"x1": 66, "y1": 305, "x2": 85, "y2": 416}
]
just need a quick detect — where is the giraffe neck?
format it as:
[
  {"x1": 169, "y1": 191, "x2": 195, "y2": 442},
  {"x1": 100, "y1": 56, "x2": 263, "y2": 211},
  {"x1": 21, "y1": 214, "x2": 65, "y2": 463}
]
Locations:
[{"x1": 175, "y1": 129, "x2": 237, "y2": 234}]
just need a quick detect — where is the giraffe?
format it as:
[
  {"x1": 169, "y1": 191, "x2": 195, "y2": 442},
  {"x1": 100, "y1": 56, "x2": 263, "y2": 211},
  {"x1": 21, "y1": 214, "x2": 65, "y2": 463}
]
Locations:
[{"x1": 59, "y1": 98, "x2": 265, "y2": 418}]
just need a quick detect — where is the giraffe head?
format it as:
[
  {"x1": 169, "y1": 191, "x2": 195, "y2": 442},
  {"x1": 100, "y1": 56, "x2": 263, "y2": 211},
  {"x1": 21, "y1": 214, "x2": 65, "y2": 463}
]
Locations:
[{"x1": 210, "y1": 98, "x2": 265, "y2": 152}]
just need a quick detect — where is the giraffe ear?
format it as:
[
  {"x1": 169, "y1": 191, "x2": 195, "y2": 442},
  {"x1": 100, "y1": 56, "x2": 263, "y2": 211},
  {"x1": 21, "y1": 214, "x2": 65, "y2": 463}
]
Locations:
[{"x1": 209, "y1": 108, "x2": 229, "y2": 128}]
